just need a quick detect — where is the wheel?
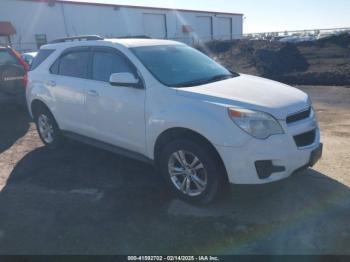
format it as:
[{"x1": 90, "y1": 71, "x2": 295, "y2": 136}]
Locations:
[
  {"x1": 34, "y1": 107, "x2": 63, "y2": 149},
  {"x1": 159, "y1": 139, "x2": 226, "y2": 205}
]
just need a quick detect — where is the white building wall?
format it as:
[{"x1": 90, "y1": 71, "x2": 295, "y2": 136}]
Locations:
[
  {"x1": 0, "y1": 0, "x2": 243, "y2": 51},
  {"x1": 232, "y1": 15, "x2": 244, "y2": 37}
]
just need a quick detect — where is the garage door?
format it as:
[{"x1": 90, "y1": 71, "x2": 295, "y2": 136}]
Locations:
[
  {"x1": 143, "y1": 14, "x2": 167, "y2": 39},
  {"x1": 218, "y1": 17, "x2": 232, "y2": 40},
  {"x1": 196, "y1": 16, "x2": 212, "y2": 41}
]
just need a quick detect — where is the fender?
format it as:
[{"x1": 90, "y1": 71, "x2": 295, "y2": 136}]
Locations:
[{"x1": 145, "y1": 93, "x2": 252, "y2": 159}]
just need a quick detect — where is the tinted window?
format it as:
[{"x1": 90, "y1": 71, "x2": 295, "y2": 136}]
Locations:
[
  {"x1": 58, "y1": 51, "x2": 90, "y2": 78},
  {"x1": 0, "y1": 50, "x2": 19, "y2": 66},
  {"x1": 50, "y1": 59, "x2": 59, "y2": 74},
  {"x1": 30, "y1": 49, "x2": 53, "y2": 70},
  {"x1": 132, "y1": 45, "x2": 233, "y2": 87},
  {"x1": 92, "y1": 51, "x2": 134, "y2": 82}
]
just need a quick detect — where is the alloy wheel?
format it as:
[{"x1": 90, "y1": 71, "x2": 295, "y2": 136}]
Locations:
[
  {"x1": 168, "y1": 150, "x2": 208, "y2": 196},
  {"x1": 38, "y1": 114, "x2": 54, "y2": 144}
]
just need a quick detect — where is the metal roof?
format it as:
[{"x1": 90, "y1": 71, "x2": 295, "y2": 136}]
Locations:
[
  {"x1": 0, "y1": 22, "x2": 16, "y2": 36},
  {"x1": 20, "y1": 0, "x2": 244, "y2": 16}
]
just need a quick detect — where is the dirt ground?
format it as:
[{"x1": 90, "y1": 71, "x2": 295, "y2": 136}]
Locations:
[{"x1": 0, "y1": 86, "x2": 349, "y2": 255}]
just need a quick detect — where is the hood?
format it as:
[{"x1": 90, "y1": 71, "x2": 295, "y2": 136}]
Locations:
[{"x1": 176, "y1": 74, "x2": 310, "y2": 120}]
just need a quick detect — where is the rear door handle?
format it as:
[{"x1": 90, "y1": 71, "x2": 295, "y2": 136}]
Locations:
[
  {"x1": 46, "y1": 80, "x2": 56, "y2": 87},
  {"x1": 87, "y1": 90, "x2": 99, "y2": 97}
]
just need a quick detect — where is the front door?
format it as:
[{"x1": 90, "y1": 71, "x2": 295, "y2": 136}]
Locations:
[{"x1": 85, "y1": 47, "x2": 146, "y2": 155}]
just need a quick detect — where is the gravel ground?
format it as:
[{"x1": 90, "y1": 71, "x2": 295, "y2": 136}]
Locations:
[{"x1": 0, "y1": 86, "x2": 349, "y2": 255}]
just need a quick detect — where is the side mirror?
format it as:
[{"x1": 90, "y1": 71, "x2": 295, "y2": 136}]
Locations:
[{"x1": 109, "y1": 72, "x2": 141, "y2": 88}]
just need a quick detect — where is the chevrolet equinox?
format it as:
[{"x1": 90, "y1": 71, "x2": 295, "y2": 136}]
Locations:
[{"x1": 27, "y1": 36, "x2": 323, "y2": 204}]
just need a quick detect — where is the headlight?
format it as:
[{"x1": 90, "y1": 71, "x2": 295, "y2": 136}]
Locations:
[
  {"x1": 310, "y1": 106, "x2": 315, "y2": 119},
  {"x1": 310, "y1": 106, "x2": 319, "y2": 127},
  {"x1": 228, "y1": 108, "x2": 284, "y2": 139}
]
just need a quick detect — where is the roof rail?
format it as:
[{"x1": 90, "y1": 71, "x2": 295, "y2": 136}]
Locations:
[
  {"x1": 116, "y1": 35, "x2": 152, "y2": 39},
  {"x1": 50, "y1": 35, "x2": 104, "y2": 44}
]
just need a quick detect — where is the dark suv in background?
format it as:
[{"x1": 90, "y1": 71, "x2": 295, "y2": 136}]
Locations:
[{"x1": 0, "y1": 45, "x2": 28, "y2": 105}]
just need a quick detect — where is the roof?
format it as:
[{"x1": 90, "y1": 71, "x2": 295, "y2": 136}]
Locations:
[
  {"x1": 20, "y1": 0, "x2": 243, "y2": 16},
  {"x1": 42, "y1": 38, "x2": 184, "y2": 49},
  {"x1": 107, "y1": 38, "x2": 184, "y2": 48},
  {"x1": 0, "y1": 22, "x2": 16, "y2": 36}
]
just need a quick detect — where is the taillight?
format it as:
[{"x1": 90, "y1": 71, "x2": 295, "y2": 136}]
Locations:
[
  {"x1": 23, "y1": 73, "x2": 28, "y2": 88},
  {"x1": 11, "y1": 49, "x2": 29, "y2": 87}
]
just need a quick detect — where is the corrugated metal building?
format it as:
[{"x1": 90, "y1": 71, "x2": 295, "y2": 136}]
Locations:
[{"x1": 0, "y1": 0, "x2": 243, "y2": 51}]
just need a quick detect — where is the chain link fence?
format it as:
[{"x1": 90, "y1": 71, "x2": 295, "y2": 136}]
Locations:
[
  {"x1": 5, "y1": 27, "x2": 350, "y2": 52},
  {"x1": 244, "y1": 27, "x2": 350, "y2": 41}
]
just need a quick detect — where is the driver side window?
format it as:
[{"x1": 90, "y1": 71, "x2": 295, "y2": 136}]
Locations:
[{"x1": 92, "y1": 51, "x2": 135, "y2": 82}]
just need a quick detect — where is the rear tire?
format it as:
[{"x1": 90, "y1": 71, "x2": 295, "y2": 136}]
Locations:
[
  {"x1": 158, "y1": 139, "x2": 226, "y2": 205},
  {"x1": 34, "y1": 107, "x2": 63, "y2": 149}
]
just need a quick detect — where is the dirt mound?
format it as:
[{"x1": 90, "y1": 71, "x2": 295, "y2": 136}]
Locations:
[
  {"x1": 197, "y1": 33, "x2": 350, "y2": 86},
  {"x1": 314, "y1": 33, "x2": 350, "y2": 48},
  {"x1": 254, "y1": 44, "x2": 309, "y2": 76}
]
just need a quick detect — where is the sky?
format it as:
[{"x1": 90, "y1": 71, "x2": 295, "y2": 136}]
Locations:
[{"x1": 70, "y1": 0, "x2": 350, "y2": 33}]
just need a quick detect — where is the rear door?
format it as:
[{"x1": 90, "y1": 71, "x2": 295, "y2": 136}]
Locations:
[
  {"x1": 0, "y1": 48, "x2": 25, "y2": 95},
  {"x1": 48, "y1": 47, "x2": 90, "y2": 135}
]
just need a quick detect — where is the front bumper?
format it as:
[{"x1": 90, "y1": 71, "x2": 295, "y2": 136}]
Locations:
[{"x1": 216, "y1": 127, "x2": 322, "y2": 185}]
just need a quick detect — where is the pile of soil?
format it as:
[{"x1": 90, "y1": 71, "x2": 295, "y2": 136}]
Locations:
[{"x1": 196, "y1": 33, "x2": 350, "y2": 86}]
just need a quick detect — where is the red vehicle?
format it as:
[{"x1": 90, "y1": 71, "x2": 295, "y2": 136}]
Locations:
[{"x1": 0, "y1": 45, "x2": 28, "y2": 104}]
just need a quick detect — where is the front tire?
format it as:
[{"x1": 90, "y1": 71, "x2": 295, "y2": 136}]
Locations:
[
  {"x1": 34, "y1": 107, "x2": 63, "y2": 149},
  {"x1": 159, "y1": 139, "x2": 225, "y2": 205}
]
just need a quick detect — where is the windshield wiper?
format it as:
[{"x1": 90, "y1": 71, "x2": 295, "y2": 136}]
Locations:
[
  {"x1": 174, "y1": 73, "x2": 238, "y2": 88},
  {"x1": 208, "y1": 74, "x2": 235, "y2": 82}
]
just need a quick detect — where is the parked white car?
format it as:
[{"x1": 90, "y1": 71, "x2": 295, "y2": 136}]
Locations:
[
  {"x1": 21, "y1": 51, "x2": 38, "y2": 66},
  {"x1": 27, "y1": 36, "x2": 322, "y2": 204}
]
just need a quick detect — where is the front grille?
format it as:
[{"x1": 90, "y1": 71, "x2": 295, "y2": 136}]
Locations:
[
  {"x1": 294, "y1": 129, "x2": 316, "y2": 147},
  {"x1": 286, "y1": 107, "x2": 311, "y2": 124}
]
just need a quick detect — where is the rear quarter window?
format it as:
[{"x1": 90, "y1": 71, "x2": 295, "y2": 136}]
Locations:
[{"x1": 30, "y1": 49, "x2": 55, "y2": 71}]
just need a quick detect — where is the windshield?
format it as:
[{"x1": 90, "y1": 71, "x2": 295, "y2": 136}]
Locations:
[{"x1": 131, "y1": 45, "x2": 237, "y2": 87}]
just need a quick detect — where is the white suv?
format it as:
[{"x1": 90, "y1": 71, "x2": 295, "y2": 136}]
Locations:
[{"x1": 27, "y1": 36, "x2": 322, "y2": 204}]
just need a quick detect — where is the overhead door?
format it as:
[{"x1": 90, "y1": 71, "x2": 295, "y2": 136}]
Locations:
[
  {"x1": 196, "y1": 16, "x2": 213, "y2": 41},
  {"x1": 143, "y1": 14, "x2": 167, "y2": 39},
  {"x1": 218, "y1": 17, "x2": 232, "y2": 40}
]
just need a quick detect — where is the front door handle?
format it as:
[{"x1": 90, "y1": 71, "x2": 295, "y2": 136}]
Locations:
[{"x1": 87, "y1": 90, "x2": 99, "y2": 97}]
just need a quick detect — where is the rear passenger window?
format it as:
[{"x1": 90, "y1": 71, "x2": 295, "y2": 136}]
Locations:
[
  {"x1": 57, "y1": 51, "x2": 90, "y2": 79},
  {"x1": 50, "y1": 58, "x2": 59, "y2": 75},
  {"x1": 30, "y1": 49, "x2": 54, "y2": 70},
  {"x1": 92, "y1": 51, "x2": 135, "y2": 82}
]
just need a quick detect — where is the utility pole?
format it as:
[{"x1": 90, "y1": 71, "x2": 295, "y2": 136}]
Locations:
[{"x1": 60, "y1": 2, "x2": 69, "y2": 36}]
